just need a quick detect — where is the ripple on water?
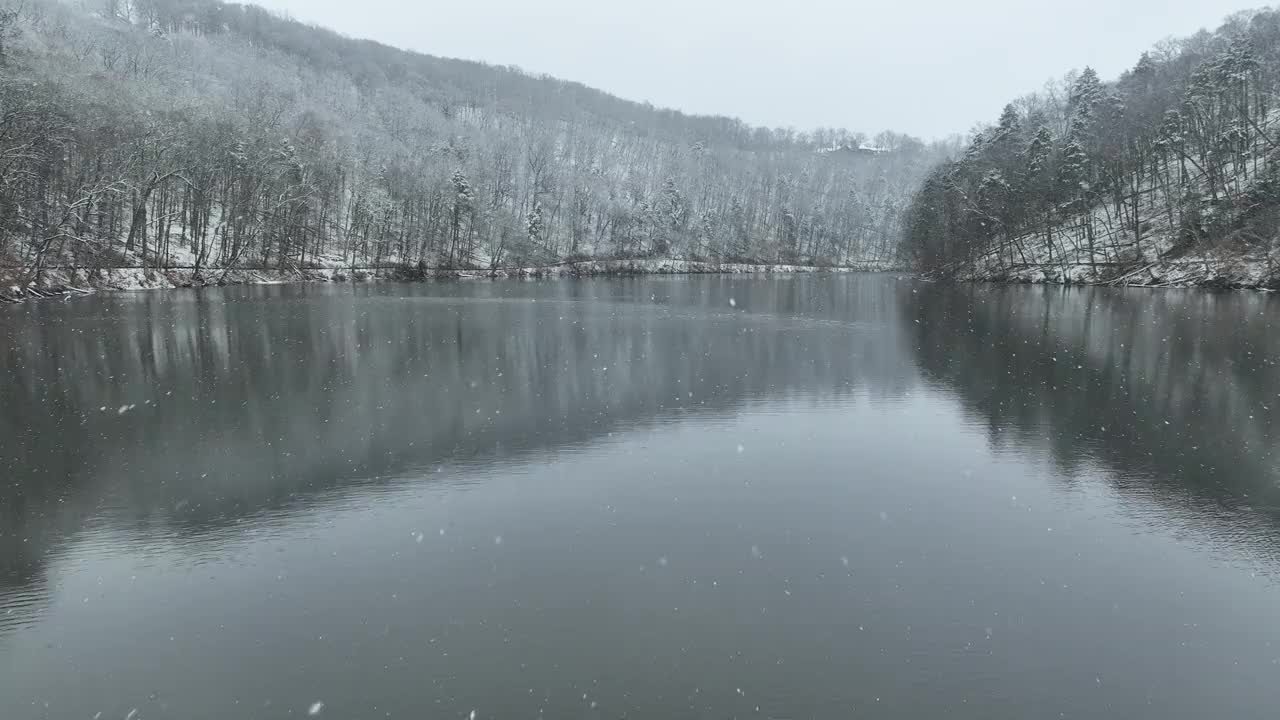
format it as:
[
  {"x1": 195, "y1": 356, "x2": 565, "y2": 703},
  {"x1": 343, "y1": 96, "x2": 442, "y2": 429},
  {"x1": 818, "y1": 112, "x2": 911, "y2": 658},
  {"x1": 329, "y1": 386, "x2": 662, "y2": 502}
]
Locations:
[{"x1": 0, "y1": 585, "x2": 49, "y2": 637}]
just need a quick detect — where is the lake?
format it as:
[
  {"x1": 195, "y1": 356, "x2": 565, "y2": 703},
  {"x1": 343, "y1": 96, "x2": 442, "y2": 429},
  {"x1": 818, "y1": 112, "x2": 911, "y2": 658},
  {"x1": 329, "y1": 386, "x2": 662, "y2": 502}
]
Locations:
[{"x1": 3, "y1": 274, "x2": 1280, "y2": 719}]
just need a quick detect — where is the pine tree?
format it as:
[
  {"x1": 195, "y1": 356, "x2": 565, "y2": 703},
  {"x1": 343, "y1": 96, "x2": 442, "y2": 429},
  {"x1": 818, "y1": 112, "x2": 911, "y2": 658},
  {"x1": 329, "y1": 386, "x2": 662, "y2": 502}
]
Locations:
[
  {"x1": 526, "y1": 201, "x2": 544, "y2": 252},
  {"x1": 988, "y1": 104, "x2": 1025, "y2": 181},
  {"x1": 1056, "y1": 136, "x2": 1089, "y2": 204},
  {"x1": 448, "y1": 169, "x2": 473, "y2": 266},
  {"x1": 658, "y1": 177, "x2": 686, "y2": 255},
  {"x1": 1068, "y1": 67, "x2": 1104, "y2": 123},
  {"x1": 1023, "y1": 127, "x2": 1057, "y2": 261}
]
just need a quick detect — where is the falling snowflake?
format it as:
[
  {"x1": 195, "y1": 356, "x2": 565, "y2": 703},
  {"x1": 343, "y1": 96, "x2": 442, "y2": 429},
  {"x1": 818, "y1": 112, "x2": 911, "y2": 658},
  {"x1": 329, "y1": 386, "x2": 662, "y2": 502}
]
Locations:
[
  {"x1": 308, "y1": 701, "x2": 325, "y2": 716},
  {"x1": 729, "y1": 297, "x2": 737, "y2": 308}
]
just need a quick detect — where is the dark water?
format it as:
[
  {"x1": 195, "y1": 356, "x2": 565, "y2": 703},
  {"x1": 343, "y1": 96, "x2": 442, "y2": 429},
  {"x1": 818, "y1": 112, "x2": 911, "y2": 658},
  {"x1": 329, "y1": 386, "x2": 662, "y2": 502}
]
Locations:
[{"x1": 3, "y1": 275, "x2": 1280, "y2": 720}]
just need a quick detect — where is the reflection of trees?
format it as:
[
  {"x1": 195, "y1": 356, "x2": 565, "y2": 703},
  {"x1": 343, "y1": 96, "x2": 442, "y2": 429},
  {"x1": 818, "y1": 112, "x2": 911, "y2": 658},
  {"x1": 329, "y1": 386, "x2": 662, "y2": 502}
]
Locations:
[
  {"x1": 0, "y1": 498, "x2": 53, "y2": 638},
  {"x1": 0, "y1": 276, "x2": 914, "y2": 632},
  {"x1": 904, "y1": 282, "x2": 1280, "y2": 564}
]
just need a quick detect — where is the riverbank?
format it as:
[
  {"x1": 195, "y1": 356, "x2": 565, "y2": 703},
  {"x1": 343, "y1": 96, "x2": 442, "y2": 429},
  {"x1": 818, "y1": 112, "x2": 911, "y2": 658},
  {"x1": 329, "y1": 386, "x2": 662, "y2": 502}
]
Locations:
[
  {"x1": 936, "y1": 252, "x2": 1280, "y2": 291},
  {"x1": 1, "y1": 257, "x2": 898, "y2": 303}
]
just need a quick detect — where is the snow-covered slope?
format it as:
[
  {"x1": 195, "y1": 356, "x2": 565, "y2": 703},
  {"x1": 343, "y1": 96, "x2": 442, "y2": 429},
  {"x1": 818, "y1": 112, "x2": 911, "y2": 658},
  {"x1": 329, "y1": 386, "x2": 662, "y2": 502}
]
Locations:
[{"x1": 903, "y1": 10, "x2": 1280, "y2": 290}]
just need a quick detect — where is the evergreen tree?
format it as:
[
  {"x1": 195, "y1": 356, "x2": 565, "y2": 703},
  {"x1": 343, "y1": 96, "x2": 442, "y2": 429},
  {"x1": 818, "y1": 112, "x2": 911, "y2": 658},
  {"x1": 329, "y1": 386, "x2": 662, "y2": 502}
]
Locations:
[{"x1": 448, "y1": 169, "x2": 473, "y2": 266}]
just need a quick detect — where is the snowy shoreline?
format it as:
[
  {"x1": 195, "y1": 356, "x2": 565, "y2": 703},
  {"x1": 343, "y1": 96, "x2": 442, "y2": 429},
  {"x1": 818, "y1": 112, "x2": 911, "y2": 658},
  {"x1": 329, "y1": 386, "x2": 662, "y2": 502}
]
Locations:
[
  {"x1": 1, "y1": 258, "x2": 900, "y2": 303},
  {"x1": 9, "y1": 255, "x2": 1276, "y2": 303},
  {"x1": 933, "y1": 254, "x2": 1279, "y2": 291}
]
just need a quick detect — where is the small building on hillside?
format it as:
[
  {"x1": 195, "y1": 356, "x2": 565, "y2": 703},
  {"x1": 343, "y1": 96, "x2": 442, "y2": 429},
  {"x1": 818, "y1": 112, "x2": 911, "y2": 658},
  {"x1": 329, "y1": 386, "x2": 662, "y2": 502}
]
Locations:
[{"x1": 818, "y1": 143, "x2": 889, "y2": 157}]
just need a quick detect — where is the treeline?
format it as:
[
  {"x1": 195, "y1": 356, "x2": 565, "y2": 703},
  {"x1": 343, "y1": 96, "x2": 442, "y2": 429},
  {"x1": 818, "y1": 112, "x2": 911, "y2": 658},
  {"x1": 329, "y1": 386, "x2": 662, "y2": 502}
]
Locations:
[
  {"x1": 0, "y1": 0, "x2": 949, "y2": 287},
  {"x1": 903, "y1": 8, "x2": 1280, "y2": 280}
]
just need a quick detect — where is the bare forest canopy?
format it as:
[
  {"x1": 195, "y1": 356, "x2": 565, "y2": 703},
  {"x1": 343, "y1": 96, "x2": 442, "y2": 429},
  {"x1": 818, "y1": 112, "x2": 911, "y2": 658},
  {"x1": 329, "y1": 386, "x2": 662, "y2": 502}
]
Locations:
[
  {"x1": 902, "y1": 7, "x2": 1280, "y2": 285},
  {"x1": 0, "y1": 0, "x2": 954, "y2": 286}
]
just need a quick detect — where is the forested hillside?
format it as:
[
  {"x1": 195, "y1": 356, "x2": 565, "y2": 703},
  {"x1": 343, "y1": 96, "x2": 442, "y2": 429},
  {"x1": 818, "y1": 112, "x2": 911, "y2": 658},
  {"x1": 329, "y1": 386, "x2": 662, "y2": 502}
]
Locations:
[
  {"x1": 903, "y1": 8, "x2": 1280, "y2": 288},
  {"x1": 0, "y1": 0, "x2": 947, "y2": 294}
]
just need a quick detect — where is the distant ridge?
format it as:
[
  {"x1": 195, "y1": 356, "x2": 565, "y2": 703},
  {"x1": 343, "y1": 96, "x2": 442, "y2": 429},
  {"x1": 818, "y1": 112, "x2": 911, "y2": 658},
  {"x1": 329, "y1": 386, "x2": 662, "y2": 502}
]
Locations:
[{"x1": 0, "y1": 0, "x2": 951, "y2": 294}]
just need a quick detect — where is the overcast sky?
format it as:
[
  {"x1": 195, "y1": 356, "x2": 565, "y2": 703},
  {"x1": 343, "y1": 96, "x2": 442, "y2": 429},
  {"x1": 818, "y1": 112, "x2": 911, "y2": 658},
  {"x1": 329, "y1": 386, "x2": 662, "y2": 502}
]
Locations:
[{"x1": 255, "y1": 0, "x2": 1254, "y2": 139}]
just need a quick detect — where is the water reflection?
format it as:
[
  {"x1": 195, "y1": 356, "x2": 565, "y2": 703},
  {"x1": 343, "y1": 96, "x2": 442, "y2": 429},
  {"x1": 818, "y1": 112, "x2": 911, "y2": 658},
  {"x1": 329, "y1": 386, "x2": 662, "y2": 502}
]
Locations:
[
  {"x1": 4, "y1": 276, "x2": 1280, "y2": 720},
  {"x1": 905, "y1": 282, "x2": 1280, "y2": 568},
  {"x1": 0, "y1": 275, "x2": 914, "y2": 636}
]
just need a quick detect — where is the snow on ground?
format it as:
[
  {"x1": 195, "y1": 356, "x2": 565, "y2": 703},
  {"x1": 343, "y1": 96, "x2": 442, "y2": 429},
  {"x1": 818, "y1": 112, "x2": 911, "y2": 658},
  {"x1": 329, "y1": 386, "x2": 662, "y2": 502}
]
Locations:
[
  {"x1": 951, "y1": 251, "x2": 1280, "y2": 290},
  {"x1": 457, "y1": 258, "x2": 898, "y2": 279},
  {"x1": 947, "y1": 111, "x2": 1280, "y2": 290},
  {"x1": 1, "y1": 249, "x2": 899, "y2": 303}
]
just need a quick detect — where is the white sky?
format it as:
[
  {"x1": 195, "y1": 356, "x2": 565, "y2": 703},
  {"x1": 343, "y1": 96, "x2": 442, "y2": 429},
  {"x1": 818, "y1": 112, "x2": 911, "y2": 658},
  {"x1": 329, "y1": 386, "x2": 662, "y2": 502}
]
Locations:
[{"x1": 254, "y1": 0, "x2": 1258, "y2": 139}]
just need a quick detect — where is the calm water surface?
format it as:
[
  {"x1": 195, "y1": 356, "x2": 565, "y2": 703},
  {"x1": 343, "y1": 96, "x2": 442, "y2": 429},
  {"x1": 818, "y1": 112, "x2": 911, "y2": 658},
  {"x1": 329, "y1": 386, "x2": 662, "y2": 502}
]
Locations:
[{"x1": 2, "y1": 275, "x2": 1280, "y2": 719}]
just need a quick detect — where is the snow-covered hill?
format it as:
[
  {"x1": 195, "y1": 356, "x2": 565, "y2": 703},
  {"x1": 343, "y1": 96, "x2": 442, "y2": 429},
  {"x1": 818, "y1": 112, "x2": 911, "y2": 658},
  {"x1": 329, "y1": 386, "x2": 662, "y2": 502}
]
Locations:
[{"x1": 904, "y1": 9, "x2": 1280, "y2": 289}]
